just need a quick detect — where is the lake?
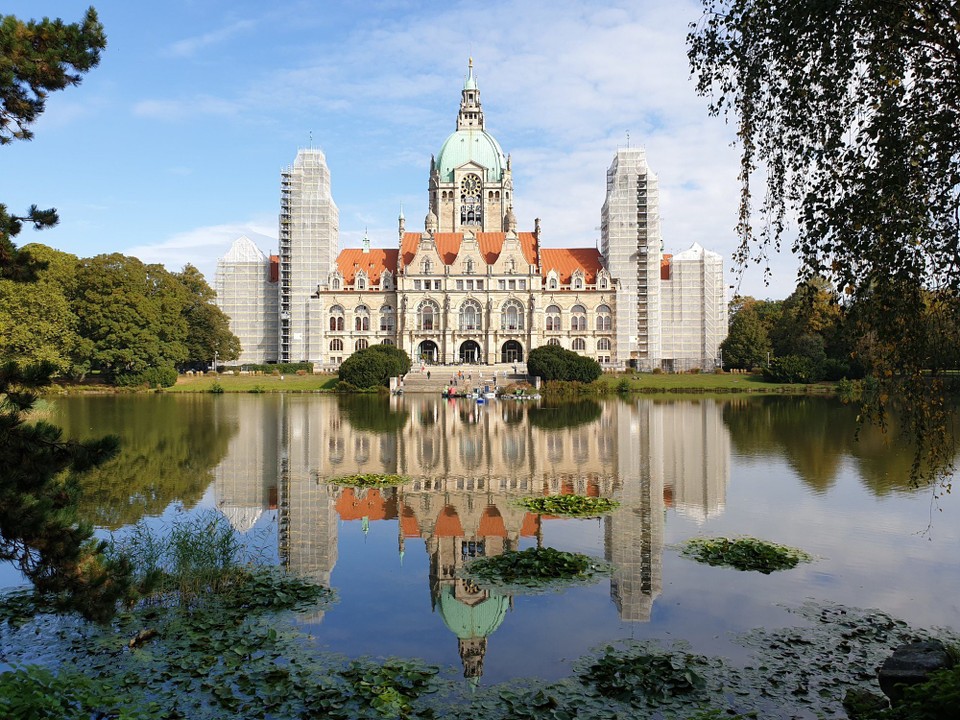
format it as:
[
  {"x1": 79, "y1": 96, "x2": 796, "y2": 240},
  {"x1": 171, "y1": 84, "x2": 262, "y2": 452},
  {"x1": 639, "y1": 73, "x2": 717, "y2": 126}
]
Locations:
[{"x1": 3, "y1": 393, "x2": 959, "y2": 688}]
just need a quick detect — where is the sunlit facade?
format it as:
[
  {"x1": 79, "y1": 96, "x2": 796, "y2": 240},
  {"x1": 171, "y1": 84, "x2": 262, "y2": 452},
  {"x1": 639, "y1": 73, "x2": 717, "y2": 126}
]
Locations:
[{"x1": 215, "y1": 62, "x2": 725, "y2": 371}]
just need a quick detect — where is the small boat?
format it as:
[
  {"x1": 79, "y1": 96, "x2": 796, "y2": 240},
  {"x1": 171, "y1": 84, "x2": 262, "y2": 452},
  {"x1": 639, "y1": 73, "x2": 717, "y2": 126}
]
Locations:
[
  {"x1": 476, "y1": 396, "x2": 486, "y2": 405},
  {"x1": 483, "y1": 391, "x2": 496, "y2": 399}
]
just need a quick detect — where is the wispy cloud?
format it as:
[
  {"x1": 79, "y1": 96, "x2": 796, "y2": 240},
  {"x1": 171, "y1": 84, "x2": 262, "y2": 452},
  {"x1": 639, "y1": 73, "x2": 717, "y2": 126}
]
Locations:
[
  {"x1": 132, "y1": 96, "x2": 242, "y2": 120},
  {"x1": 165, "y1": 19, "x2": 256, "y2": 58}
]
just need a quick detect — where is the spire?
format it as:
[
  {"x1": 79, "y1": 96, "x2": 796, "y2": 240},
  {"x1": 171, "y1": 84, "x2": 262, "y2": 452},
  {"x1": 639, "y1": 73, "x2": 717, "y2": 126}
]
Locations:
[
  {"x1": 457, "y1": 59, "x2": 484, "y2": 130},
  {"x1": 362, "y1": 228, "x2": 370, "y2": 253}
]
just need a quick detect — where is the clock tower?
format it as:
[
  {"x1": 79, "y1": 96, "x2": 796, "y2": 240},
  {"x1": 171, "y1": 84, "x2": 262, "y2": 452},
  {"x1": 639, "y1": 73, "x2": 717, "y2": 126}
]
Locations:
[{"x1": 430, "y1": 60, "x2": 514, "y2": 233}]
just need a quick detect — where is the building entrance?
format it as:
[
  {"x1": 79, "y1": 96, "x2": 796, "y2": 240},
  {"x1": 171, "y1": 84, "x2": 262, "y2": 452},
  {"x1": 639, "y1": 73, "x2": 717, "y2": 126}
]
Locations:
[
  {"x1": 459, "y1": 341, "x2": 482, "y2": 364},
  {"x1": 418, "y1": 340, "x2": 439, "y2": 364},
  {"x1": 501, "y1": 340, "x2": 523, "y2": 363}
]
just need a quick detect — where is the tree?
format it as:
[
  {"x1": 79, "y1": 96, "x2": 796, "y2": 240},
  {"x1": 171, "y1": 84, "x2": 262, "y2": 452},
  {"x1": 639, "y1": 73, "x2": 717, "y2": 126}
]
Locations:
[
  {"x1": 720, "y1": 297, "x2": 772, "y2": 370},
  {"x1": 173, "y1": 264, "x2": 240, "y2": 370},
  {"x1": 1, "y1": 8, "x2": 106, "y2": 280},
  {"x1": 338, "y1": 349, "x2": 393, "y2": 389},
  {"x1": 71, "y1": 254, "x2": 188, "y2": 381},
  {"x1": 689, "y1": 1, "x2": 960, "y2": 481},
  {"x1": 0, "y1": 9, "x2": 129, "y2": 620}
]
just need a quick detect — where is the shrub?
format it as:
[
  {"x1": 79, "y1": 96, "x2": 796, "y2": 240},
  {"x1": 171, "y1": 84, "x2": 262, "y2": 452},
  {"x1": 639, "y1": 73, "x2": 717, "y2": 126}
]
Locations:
[
  {"x1": 528, "y1": 345, "x2": 602, "y2": 383},
  {"x1": 763, "y1": 354, "x2": 818, "y2": 383},
  {"x1": 338, "y1": 345, "x2": 411, "y2": 388},
  {"x1": 209, "y1": 381, "x2": 224, "y2": 394},
  {"x1": 616, "y1": 378, "x2": 632, "y2": 394}
]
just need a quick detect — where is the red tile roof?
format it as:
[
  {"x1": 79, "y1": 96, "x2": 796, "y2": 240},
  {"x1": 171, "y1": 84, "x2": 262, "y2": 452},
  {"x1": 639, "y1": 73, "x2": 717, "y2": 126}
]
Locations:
[
  {"x1": 400, "y1": 232, "x2": 538, "y2": 268},
  {"x1": 335, "y1": 248, "x2": 399, "y2": 286},
  {"x1": 540, "y1": 248, "x2": 604, "y2": 285}
]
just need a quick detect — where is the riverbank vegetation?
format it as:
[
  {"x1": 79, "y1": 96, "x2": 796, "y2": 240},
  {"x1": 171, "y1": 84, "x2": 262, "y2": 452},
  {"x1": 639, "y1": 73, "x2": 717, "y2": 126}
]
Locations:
[{"x1": 679, "y1": 537, "x2": 814, "y2": 574}]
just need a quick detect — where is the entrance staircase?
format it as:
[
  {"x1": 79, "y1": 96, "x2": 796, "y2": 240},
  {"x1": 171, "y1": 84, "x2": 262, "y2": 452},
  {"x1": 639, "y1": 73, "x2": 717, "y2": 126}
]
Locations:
[{"x1": 398, "y1": 363, "x2": 529, "y2": 394}]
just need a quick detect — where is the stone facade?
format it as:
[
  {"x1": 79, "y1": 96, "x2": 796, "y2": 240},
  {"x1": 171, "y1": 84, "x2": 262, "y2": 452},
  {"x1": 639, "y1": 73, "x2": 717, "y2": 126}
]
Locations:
[{"x1": 215, "y1": 61, "x2": 725, "y2": 370}]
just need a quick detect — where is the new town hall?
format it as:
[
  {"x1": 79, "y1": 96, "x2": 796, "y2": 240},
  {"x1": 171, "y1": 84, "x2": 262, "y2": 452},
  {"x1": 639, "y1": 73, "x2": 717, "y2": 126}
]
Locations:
[{"x1": 216, "y1": 62, "x2": 726, "y2": 371}]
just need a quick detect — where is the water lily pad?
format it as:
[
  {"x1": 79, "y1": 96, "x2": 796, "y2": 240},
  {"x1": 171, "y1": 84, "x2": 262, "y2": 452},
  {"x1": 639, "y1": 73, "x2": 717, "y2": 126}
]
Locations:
[
  {"x1": 678, "y1": 536, "x2": 813, "y2": 573},
  {"x1": 460, "y1": 547, "x2": 611, "y2": 594},
  {"x1": 325, "y1": 473, "x2": 407, "y2": 489},
  {"x1": 517, "y1": 495, "x2": 620, "y2": 517}
]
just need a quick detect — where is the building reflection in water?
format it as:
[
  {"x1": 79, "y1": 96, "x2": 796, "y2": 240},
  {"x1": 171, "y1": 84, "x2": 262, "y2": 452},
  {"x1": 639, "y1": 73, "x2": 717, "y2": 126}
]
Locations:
[{"x1": 210, "y1": 395, "x2": 731, "y2": 679}]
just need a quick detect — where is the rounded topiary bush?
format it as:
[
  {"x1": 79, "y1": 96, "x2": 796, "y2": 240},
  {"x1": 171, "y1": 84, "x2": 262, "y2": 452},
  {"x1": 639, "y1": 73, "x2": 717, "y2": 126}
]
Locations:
[{"x1": 528, "y1": 345, "x2": 602, "y2": 383}]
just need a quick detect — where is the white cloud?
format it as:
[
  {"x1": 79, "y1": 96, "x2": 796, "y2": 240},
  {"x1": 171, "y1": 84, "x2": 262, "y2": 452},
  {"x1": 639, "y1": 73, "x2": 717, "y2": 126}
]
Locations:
[
  {"x1": 165, "y1": 19, "x2": 256, "y2": 58},
  {"x1": 132, "y1": 96, "x2": 242, "y2": 120},
  {"x1": 122, "y1": 219, "x2": 277, "y2": 282}
]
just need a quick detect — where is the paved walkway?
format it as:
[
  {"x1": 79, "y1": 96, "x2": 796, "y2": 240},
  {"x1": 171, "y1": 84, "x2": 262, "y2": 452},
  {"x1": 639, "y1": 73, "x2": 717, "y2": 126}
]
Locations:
[{"x1": 398, "y1": 363, "x2": 528, "y2": 394}]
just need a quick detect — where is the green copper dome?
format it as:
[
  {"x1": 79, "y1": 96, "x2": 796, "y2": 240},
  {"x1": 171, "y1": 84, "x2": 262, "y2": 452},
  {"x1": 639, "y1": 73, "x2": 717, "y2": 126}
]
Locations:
[
  {"x1": 437, "y1": 586, "x2": 509, "y2": 640},
  {"x1": 436, "y1": 129, "x2": 506, "y2": 183}
]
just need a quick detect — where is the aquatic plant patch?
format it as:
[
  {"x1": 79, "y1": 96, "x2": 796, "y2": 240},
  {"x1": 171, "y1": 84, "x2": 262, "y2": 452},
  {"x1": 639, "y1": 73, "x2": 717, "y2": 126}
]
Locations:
[
  {"x1": 517, "y1": 495, "x2": 620, "y2": 517},
  {"x1": 678, "y1": 536, "x2": 813, "y2": 573},
  {"x1": 326, "y1": 473, "x2": 408, "y2": 489},
  {"x1": 461, "y1": 547, "x2": 611, "y2": 593}
]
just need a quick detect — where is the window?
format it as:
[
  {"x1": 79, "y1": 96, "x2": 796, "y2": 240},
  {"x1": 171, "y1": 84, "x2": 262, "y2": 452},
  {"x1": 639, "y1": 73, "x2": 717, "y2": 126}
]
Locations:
[
  {"x1": 571, "y1": 304, "x2": 587, "y2": 331},
  {"x1": 508, "y1": 279, "x2": 516, "y2": 290},
  {"x1": 332, "y1": 278, "x2": 341, "y2": 290},
  {"x1": 519, "y1": 279, "x2": 526, "y2": 290},
  {"x1": 434, "y1": 280, "x2": 441, "y2": 290},
  {"x1": 329, "y1": 305, "x2": 345, "y2": 331},
  {"x1": 572, "y1": 274, "x2": 584, "y2": 290},
  {"x1": 456, "y1": 280, "x2": 464, "y2": 290},
  {"x1": 498, "y1": 280, "x2": 506, "y2": 290},
  {"x1": 330, "y1": 339, "x2": 343, "y2": 352},
  {"x1": 354, "y1": 305, "x2": 370, "y2": 331},
  {"x1": 382, "y1": 272, "x2": 393, "y2": 290},
  {"x1": 545, "y1": 304, "x2": 561, "y2": 332},
  {"x1": 476, "y1": 280, "x2": 483, "y2": 290},
  {"x1": 380, "y1": 305, "x2": 395, "y2": 333},
  {"x1": 460, "y1": 300, "x2": 482, "y2": 331},
  {"x1": 356, "y1": 272, "x2": 366, "y2": 291},
  {"x1": 598, "y1": 274, "x2": 608, "y2": 290},
  {"x1": 413, "y1": 280, "x2": 422, "y2": 290},
  {"x1": 596, "y1": 304, "x2": 612, "y2": 331},
  {"x1": 548, "y1": 338, "x2": 561, "y2": 346},
  {"x1": 572, "y1": 338, "x2": 586, "y2": 352},
  {"x1": 418, "y1": 300, "x2": 440, "y2": 331},
  {"x1": 466, "y1": 279, "x2": 474, "y2": 290},
  {"x1": 501, "y1": 300, "x2": 524, "y2": 331},
  {"x1": 355, "y1": 339, "x2": 368, "y2": 351},
  {"x1": 547, "y1": 274, "x2": 558, "y2": 290},
  {"x1": 381, "y1": 338, "x2": 395, "y2": 346},
  {"x1": 597, "y1": 338, "x2": 611, "y2": 351}
]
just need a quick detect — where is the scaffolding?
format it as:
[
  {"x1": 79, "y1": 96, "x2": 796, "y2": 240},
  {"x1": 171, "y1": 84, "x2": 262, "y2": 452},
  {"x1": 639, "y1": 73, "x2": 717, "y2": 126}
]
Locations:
[
  {"x1": 215, "y1": 236, "x2": 279, "y2": 364},
  {"x1": 600, "y1": 148, "x2": 662, "y2": 369},
  {"x1": 279, "y1": 148, "x2": 339, "y2": 363},
  {"x1": 659, "y1": 243, "x2": 726, "y2": 372}
]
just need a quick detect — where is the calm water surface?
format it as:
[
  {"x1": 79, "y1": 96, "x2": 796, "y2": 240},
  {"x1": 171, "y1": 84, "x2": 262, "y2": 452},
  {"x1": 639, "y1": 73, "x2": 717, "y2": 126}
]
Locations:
[{"x1": 4, "y1": 394, "x2": 958, "y2": 685}]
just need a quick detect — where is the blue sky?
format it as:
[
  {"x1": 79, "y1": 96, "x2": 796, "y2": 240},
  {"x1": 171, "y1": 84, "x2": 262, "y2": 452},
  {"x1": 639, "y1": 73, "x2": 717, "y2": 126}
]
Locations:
[{"x1": 2, "y1": 0, "x2": 801, "y2": 299}]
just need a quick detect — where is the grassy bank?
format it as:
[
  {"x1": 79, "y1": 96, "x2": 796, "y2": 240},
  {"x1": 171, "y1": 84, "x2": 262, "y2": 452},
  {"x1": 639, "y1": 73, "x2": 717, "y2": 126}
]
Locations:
[{"x1": 43, "y1": 370, "x2": 835, "y2": 395}]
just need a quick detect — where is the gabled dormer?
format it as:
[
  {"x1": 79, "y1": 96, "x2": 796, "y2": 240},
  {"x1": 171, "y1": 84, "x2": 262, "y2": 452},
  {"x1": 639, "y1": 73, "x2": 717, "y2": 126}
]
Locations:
[
  {"x1": 546, "y1": 270, "x2": 560, "y2": 291},
  {"x1": 596, "y1": 268, "x2": 610, "y2": 291},
  {"x1": 571, "y1": 269, "x2": 585, "y2": 291},
  {"x1": 381, "y1": 269, "x2": 394, "y2": 290},
  {"x1": 330, "y1": 270, "x2": 344, "y2": 291},
  {"x1": 355, "y1": 269, "x2": 368, "y2": 291}
]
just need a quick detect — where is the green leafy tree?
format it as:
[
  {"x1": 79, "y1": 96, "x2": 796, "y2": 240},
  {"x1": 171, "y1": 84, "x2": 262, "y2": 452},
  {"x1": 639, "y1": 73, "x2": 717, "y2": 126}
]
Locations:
[
  {"x1": 720, "y1": 297, "x2": 772, "y2": 370},
  {"x1": 689, "y1": 1, "x2": 960, "y2": 481},
  {"x1": 0, "y1": 245, "x2": 86, "y2": 375},
  {"x1": 173, "y1": 264, "x2": 240, "y2": 369},
  {"x1": 366, "y1": 342, "x2": 412, "y2": 375},
  {"x1": 338, "y1": 348, "x2": 393, "y2": 389},
  {"x1": 71, "y1": 254, "x2": 188, "y2": 381}
]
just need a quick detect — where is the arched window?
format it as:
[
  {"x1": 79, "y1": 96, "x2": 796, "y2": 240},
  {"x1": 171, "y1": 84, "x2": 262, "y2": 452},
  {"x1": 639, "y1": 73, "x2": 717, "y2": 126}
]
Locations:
[
  {"x1": 332, "y1": 277, "x2": 341, "y2": 290},
  {"x1": 572, "y1": 338, "x2": 586, "y2": 352},
  {"x1": 596, "y1": 304, "x2": 612, "y2": 331},
  {"x1": 354, "y1": 305, "x2": 370, "y2": 332},
  {"x1": 501, "y1": 300, "x2": 524, "y2": 331},
  {"x1": 571, "y1": 304, "x2": 587, "y2": 331},
  {"x1": 379, "y1": 305, "x2": 395, "y2": 333},
  {"x1": 381, "y1": 338, "x2": 395, "y2": 346},
  {"x1": 459, "y1": 299, "x2": 482, "y2": 331},
  {"x1": 546, "y1": 272, "x2": 559, "y2": 290},
  {"x1": 355, "y1": 339, "x2": 368, "y2": 351},
  {"x1": 545, "y1": 304, "x2": 561, "y2": 331},
  {"x1": 572, "y1": 272, "x2": 584, "y2": 290},
  {"x1": 548, "y1": 338, "x2": 561, "y2": 346},
  {"x1": 418, "y1": 300, "x2": 440, "y2": 331},
  {"x1": 597, "y1": 273, "x2": 608, "y2": 290},
  {"x1": 330, "y1": 339, "x2": 343, "y2": 352},
  {"x1": 597, "y1": 338, "x2": 611, "y2": 351},
  {"x1": 381, "y1": 271, "x2": 393, "y2": 290},
  {"x1": 329, "y1": 305, "x2": 345, "y2": 331},
  {"x1": 356, "y1": 271, "x2": 367, "y2": 291}
]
